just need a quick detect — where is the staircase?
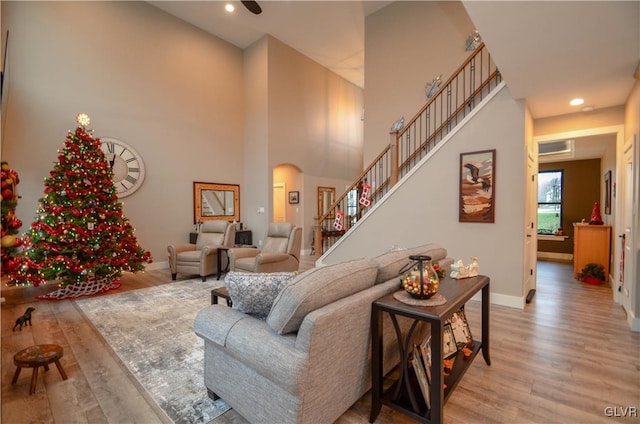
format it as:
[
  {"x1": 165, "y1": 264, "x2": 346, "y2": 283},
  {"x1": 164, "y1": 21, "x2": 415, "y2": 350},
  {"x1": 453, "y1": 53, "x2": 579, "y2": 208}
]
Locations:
[{"x1": 314, "y1": 43, "x2": 501, "y2": 257}]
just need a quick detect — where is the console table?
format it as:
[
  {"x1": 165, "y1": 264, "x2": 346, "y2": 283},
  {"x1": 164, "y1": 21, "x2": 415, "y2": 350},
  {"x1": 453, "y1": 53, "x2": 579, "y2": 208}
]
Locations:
[
  {"x1": 573, "y1": 223, "x2": 611, "y2": 279},
  {"x1": 370, "y1": 275, "x2": 490, "y2": 424},
  {"x1": 190, "y1": 230, "x2": 252, "y2": 245}
]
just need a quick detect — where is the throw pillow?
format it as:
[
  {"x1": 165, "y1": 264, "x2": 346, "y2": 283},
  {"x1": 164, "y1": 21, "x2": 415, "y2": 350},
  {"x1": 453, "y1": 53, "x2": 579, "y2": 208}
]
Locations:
[
  {"x1": 373, "y1": 243, "x2": 447, "y2": 283},
  {"x1": 266, "y1": 258, "x2": 378, "y2": 335},
  {"x1": 224, "y1": 271, "x2": 297, "y2": 319}
]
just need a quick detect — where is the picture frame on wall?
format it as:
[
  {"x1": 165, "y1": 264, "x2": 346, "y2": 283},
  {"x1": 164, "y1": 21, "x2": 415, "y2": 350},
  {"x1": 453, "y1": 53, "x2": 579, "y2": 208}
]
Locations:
[
  {"x1": 604, "y1": 170, "x2": 612, "y2": 215},
  {"x1": 289, "y1": 191, "x2": 299, "y2": 204},
  {"x1": 459, "y1": 149, "x2": 496, "y2": 223}
]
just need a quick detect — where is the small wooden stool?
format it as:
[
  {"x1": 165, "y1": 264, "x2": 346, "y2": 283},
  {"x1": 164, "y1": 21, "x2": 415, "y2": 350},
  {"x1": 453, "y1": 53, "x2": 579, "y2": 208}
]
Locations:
[{"x1": 12, "y1": 344, "x2": 68, "y2": 395}]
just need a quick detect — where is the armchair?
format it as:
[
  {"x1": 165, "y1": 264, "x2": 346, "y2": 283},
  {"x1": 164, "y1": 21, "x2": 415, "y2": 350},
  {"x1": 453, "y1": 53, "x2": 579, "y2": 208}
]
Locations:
[
  {"x1": 228, "y1": 223, "x2": 302, "y2": 273},
  {"x1": 167, "y1": 221, "x2": 235, "y2": 281}
]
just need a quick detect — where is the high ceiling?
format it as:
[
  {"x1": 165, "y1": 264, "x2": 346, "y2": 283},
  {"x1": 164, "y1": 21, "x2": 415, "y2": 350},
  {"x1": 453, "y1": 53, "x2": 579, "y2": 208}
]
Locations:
[
  {"x1": 148, "y1": 1, "x2": 392, "y2": 89},
  {"x1": 149, "y1": 1, "x2": 639, "y2": 120}
]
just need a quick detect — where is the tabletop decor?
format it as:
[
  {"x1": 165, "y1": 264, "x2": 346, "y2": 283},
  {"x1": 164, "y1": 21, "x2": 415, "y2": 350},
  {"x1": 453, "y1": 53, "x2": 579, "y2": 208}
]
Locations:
[{"x1": 399, "y1": 255, "x2": 439, "y2": 299}]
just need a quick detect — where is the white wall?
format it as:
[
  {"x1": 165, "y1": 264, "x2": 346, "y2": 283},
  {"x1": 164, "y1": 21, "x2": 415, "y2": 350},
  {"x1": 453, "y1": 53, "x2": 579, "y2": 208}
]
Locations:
[
  {"x1": 1, "y1": 1, "x2": 245, "y2": 265},
  {"x1": 323, "y1": 85, "x2": 527, "y2": 306},
  {"x1": 242, "y1": 37, "x2": 270, "y2": 241},
  {"x1": 322, "y1": 1, "x2": 526, "y2": 306},
  {"x1": 244, "y1": 36, "x2": 364, "y2": 246},
  {"x1": 2, "y1": 4, "x2": 365, "y2": 271},
  {"x1": 624, "y1": 74, "x2": 640, "y2": 330},
  {"x1": 268, "y1": 37, "x2": 364, "y2": 182},
  {"x1": 364, "y1": 1, "x2": 476, "y2": 164}
]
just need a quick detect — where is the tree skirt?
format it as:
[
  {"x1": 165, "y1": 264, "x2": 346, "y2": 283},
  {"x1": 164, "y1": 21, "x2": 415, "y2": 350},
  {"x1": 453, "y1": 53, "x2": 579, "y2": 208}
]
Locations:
[{"x1": 36, "y1": 278, "x2": 122, "y2": 300}]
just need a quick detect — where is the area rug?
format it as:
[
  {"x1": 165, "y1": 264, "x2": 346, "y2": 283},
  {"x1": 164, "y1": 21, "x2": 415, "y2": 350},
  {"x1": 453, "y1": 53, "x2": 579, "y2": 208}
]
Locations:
[{"x1": 75, "y1": 278, "x2": 231, "y2": 424}]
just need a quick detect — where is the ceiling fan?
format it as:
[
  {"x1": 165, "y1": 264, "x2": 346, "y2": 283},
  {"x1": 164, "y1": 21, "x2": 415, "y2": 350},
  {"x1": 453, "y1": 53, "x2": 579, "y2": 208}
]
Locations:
[{"x1": 241, "y1": 1, "x2": 262, "y2": 15}]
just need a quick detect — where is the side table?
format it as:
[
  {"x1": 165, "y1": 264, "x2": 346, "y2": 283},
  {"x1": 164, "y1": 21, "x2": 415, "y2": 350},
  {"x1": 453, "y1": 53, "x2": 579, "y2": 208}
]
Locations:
[
  {"x1": 216, "y1": 245, "x2": 257, "y2": 280},
  {"x1": 211, "y1": 286, "x2": 232, "y2": 307},
  {"x1": 12, "y1": 344, "x2": 68, "y2": 395},
  {"x1": 370, "y1": 275, "x2": 490, "y2": 424},
  {"x1": 217, "y1": 247, "x2": 231, "y2": 280}
]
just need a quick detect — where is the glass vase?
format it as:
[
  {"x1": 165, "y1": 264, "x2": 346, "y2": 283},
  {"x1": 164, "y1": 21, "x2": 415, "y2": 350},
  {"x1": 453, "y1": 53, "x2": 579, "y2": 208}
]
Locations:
[{"x1": 400, "y1": 255, "x2": 440, "y2": 299}]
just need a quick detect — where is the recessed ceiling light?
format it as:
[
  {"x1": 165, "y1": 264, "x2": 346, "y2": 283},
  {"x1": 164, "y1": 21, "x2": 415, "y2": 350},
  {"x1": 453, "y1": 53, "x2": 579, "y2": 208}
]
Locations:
[
  {"x1": 225, "y1": 3, "x2": 235, "y2": 12},
  {"x1": 582, "y1": 105, "x2": 594, "y2": 112},
  {"x1": 570, "y1": 98, "x2": 584, "y2": 106}
]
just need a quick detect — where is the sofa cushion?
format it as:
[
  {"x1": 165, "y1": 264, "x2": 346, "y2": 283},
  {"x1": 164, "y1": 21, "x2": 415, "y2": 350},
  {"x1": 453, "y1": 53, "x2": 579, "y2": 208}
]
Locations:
[
  {"x1": 266, "y1": 258, "x2": 378, "y2": 335},
  {"x1": 373, "y1": 244, "x2": 447, "y2": 283},
  {"x1": 176, "y1": 250, "x2": 203, "y2": 263},
  {"x1": 225, "y1": 271, "x2": 297, "y2": 319}
]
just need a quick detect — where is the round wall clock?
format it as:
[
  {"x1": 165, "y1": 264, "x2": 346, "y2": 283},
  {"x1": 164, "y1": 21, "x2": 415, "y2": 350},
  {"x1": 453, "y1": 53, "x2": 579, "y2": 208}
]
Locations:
[{"x1": 99, "y1": 137, "x2": 146, "y2": 198}]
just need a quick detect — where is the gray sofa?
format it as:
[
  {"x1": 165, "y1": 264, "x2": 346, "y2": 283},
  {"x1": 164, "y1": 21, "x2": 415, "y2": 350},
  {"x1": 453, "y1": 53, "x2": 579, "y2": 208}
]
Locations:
[{"x1": 194, "y1": 244, "x2": 449, "y2": 424}]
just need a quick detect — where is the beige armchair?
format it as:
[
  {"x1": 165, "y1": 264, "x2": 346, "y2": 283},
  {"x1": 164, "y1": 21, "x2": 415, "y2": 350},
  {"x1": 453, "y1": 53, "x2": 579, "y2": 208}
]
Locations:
[
  {"x1": 228, "y1": 223, "x2": 302, "y2": 273},
  {"x1": 167, "y1": 221, "x2": 235, "y2": 281}
]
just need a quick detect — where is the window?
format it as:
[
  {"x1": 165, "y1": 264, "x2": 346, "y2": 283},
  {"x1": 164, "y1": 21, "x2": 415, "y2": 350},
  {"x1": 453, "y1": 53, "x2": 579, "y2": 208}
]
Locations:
[
  {"x1": 537, "y1": 170, "x2": 563, "y2": 235},
  {"x1": 347, "y1": 189, "x2": 358, "y2": 225}
]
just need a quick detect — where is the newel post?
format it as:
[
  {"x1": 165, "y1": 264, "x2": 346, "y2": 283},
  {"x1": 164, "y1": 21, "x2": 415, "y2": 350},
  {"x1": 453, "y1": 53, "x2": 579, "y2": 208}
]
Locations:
[
  {"x1": 313, "y1": 217, "x2": 322, "y2": 259},
  {"x1": 390, "y1": 131, "x2": 400, "y2": 188}
]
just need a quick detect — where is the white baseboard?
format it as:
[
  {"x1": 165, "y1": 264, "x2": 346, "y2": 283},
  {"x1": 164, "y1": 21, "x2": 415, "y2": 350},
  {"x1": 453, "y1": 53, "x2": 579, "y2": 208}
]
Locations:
[
  {"x1": 537, "y1": 251, "x2": 573, "y2": 261},
  {"x1": 470, "y1": 292, "x2": 524, "y2": 310},
  {"x1": 628, "y1": 310, "x2": 640, "y2": 332},
  {"x1": 145, "y1": 261, "x2": 168, "y2": 271}
]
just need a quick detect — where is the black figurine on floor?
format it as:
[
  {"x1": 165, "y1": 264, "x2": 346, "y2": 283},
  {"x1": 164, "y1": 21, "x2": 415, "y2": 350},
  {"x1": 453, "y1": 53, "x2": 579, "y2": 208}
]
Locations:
[{"x1": 13, "y1": 307, "x2": 35, "y2": 331}]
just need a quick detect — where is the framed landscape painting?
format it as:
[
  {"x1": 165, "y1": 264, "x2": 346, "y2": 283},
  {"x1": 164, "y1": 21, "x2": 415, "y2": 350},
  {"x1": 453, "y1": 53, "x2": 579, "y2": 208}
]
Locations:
[{"x1": 459, "y1": 149, "x2": 496, "y2": 223}]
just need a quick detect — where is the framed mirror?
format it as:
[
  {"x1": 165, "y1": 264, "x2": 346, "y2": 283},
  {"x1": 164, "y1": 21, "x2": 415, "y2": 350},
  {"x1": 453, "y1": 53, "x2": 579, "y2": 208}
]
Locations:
[
  {"x1": 194, "y1": 182, "x2": 240, "y2": 224},
  {"x1": 318, "y1": 186, "x2": 336, "y2": 219}
]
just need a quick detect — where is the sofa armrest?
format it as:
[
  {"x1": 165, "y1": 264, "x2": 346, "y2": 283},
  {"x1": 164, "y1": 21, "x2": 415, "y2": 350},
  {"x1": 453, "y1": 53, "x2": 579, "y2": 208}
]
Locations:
[
  {"x1": 228, "y1": 247, "x2": 260, "y2": 271},
  {"x1": 196, "y1": 306, "x2": 306, "y2": 394},
  {"x1": 167, "y1": 243, "x2": 195, "y2": 256},
  {"x1": 195, "y1": 305, "x2": 250, "y2": 345},
  {"x1": 200, "y1": 245, "x2": 222, "y2": 257},
  {"x1": 167, "y1": 243, "x2": 196, "y2": 273},
  {"x1": 229, "y1": 247, "x2": 260, "y2": 258}
]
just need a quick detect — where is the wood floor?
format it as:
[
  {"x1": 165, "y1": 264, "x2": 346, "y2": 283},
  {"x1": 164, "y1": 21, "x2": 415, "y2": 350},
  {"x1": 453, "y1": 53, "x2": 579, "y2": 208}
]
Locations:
[{"x1": 2, "y1": 259, "x2": 639, "y2": 423}]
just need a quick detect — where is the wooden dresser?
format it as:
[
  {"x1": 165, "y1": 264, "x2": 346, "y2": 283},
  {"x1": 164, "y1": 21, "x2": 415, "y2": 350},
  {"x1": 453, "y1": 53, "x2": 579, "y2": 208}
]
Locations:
[{"x1": 573, "y1": 223, "x2": 611, "y2": 279}]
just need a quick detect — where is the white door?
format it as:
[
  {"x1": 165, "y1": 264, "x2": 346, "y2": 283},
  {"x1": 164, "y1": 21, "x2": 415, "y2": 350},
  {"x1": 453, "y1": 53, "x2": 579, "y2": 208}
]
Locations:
[
  {"x1": 524, "y1": 148, "x2": 537, "y2": 303},
  {"x1": 273, "y1": 183, "x2": 286, "y2": 223},
  {"x1": 621, "y1": 135, "x2": 637, "y2": 316}
]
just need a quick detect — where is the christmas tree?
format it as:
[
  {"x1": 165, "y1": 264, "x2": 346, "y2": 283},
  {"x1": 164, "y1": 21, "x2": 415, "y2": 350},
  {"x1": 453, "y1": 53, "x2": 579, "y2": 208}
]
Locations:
[
  {"x1": 1, "y1": 161, "x2": 23, "y2": 275},
  {"x1": 10, "y1": 113, "x2": 151, "y2": 299}
]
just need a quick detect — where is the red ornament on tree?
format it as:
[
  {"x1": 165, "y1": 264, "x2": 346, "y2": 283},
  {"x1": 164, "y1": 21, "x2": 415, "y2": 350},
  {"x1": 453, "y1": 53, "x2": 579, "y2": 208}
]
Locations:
[{"x1": 589, "y1": 201, "x2": 603, "y2": 225}]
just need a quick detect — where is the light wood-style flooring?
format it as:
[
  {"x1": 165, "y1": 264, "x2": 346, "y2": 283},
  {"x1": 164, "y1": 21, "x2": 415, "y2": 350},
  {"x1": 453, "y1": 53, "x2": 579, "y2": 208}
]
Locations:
[{"x1": 2, "y1": 259, "x2": 639, "y2": 423}]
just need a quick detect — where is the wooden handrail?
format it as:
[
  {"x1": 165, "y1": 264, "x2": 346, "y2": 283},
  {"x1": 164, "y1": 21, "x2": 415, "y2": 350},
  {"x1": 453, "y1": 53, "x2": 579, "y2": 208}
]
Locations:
[
  {"x1": 317, "y1": 144, "x2": 392, "y2": 224},
  {"x1": 315, "y1": 42, "x2": 500, "y2": 257},
  {"x1": 399, "y1": 42, "x2": 487, "y2": 134},
  {"x1": 398, "y1": 69, "x2": 500, "y2": 171}
]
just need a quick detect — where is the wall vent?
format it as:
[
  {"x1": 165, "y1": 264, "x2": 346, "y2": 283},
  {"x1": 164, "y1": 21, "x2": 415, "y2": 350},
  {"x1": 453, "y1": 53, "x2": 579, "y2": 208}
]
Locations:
[{"x1": 539, "y1": 139, "x2": 574, "y2": 161}]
